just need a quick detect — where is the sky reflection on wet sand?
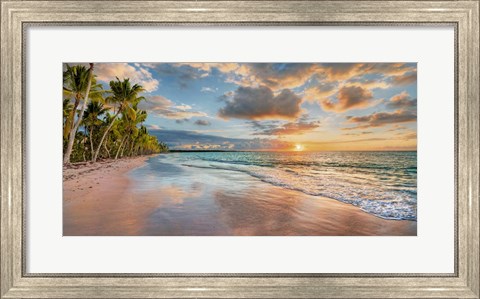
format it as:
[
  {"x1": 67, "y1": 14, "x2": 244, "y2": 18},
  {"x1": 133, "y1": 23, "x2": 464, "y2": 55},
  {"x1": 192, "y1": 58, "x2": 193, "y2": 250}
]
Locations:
[{"x1": 124, "y1": 157, "x2": 416, "y2": 236}]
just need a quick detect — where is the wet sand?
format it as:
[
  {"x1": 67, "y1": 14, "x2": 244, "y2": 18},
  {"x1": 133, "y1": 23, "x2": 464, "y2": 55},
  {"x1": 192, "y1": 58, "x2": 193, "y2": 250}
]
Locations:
[{"x1": 63, "y1": 155, "x2": 417, "y2": 236}]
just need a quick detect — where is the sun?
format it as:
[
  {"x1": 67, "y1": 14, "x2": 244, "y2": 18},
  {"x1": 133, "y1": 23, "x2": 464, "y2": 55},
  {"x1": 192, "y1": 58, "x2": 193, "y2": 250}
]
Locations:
[{"x1": 294, "y1": 144, "x2": 304, "y2": 151}]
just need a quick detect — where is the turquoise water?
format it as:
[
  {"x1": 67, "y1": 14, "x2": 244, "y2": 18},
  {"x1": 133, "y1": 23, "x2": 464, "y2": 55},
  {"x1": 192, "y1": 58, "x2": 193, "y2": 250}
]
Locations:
[{"x1": 154, "y1": 151, "x2": 417, "y2": 221}]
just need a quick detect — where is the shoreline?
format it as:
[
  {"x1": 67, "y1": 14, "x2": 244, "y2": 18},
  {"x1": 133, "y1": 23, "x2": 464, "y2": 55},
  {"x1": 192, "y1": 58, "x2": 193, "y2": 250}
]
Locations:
[
  {"x1": 63, "y1": 154, "x2": 417, "y2": 236},
  {"x1": 63, "y1": 155, "x2": 155, "y2": 182}
]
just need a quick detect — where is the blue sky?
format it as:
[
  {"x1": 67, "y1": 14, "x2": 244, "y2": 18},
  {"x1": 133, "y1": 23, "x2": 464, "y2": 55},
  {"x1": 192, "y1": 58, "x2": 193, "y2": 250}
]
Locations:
[{"x1": 87, "y1": 62, "x2": 417, "y2": 151}]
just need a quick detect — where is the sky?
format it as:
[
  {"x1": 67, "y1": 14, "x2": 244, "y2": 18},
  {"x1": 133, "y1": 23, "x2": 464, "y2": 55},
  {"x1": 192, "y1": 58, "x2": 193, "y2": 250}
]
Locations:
[{"x1": 81, "y1": 62, "x2": 417, "y2": 151}]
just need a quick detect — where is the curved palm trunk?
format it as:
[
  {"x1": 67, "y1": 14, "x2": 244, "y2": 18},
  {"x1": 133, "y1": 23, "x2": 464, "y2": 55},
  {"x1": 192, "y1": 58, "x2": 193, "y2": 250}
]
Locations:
[
  {"x1": 115, "y1": 134, "x2": 128, "y2": 160},
  {"x1": 89, "y1": 125, "x2": 94, "y2": 160},
  {"x1": 120, "y1": 133, "x2": 130, "y2": 158},
  {"x1": 103, "y1": 142, "x2": 111, "y2": 158},
  {"x1": 63, "y1": 63, "x2": 94, "y2": 164},
  {"x1": 128, "y1": 136, "x2": 137, "y2": 156},
  {"x1": 64, "y1": 96, "x2": 80, "y2": 140},
  {"x1": 92, "y1": 109, "x2": 121, "y2": 162}
]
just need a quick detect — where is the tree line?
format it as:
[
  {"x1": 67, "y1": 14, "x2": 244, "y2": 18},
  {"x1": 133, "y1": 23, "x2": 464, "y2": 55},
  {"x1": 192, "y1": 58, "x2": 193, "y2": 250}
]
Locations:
[{"x1": 63, "y1": 63, "x2": 168, "y2": 164}]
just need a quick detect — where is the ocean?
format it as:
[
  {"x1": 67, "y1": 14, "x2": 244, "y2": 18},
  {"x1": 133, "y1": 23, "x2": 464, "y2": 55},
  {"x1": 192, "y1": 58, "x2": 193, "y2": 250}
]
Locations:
[{"x1": 148, "y1": 151, "x2": 417, "y2": 221}]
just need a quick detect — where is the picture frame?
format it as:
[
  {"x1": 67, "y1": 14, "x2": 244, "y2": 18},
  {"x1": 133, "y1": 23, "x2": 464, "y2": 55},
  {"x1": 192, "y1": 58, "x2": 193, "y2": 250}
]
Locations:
[{"x1": 1, "y1": 0, "x2": 478, "y2": 298}]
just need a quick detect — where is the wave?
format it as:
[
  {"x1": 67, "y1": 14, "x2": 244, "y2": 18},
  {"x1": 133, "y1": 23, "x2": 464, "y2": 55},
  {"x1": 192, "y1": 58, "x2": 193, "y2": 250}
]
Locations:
[
  {"x1": 196, "y1": 155, "x2": 416, "y2": 172},
  {"x1": 179, "y1": 161, "x2": 417, "y2": 221}
]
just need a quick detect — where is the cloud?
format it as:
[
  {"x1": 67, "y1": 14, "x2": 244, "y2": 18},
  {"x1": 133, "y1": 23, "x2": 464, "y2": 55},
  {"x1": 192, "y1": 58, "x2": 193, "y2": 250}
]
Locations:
[
  {"x1": 318, "y1": 63, "x2": 415, "y2": 81},
  {"x1": 139, "y1": 95, "x2": 173, "y2": 110},
  {"x1": 218, "y1": 86, "x2": 303, "y2": 120},
  {"x1": 149, "y1": 63, "x2": 209, "y2": 89},
  {"x1": 398, "y1": 131, "x2": 417, "y2": 140},
  {"x1": 179, "y1": 63, "x2": 316, "y2": 90},
  {"x1": 175, "y1": 142, "x2": 233, "y2": 150},
  {"x1": 390, "y1": 71, "x2": 417, "y2": 86},
  {"x1": 262, "y1": 121, "x2": 320, "y2": 135},
  {"x1": 218, "y1": 91, "x2": 235, "y2": 102},
  {"x1": 175, "y1": 119, "x2": 190, "y2": 124},
  {"x1": 201, "y1": 87, "x2": 218, "y2": 93},
  {"x1": 150, "y1": 130, "x2": 292, "y2": 151},
  {"x1": 158, "y1": 110, "x2": 207, "y2": 120},
  {"x1": 386, "y1": 91, "x2": 417, "y2": 110},
  {"x1": 235, "y1": 63, "x2": 319, "y2": 90},
  {"x1": 176, "y1": 63, "x2": 240, "y2": 74},
  {"x1": 93, "y1": 63, "x2": 159, "y2": 92},
  {"x1": 139, "y1": 95, "x2": 207, "y2": 120},
  {"x1": 362, "y1": 63, "x2": 416, "y2": 77},
  {"x1": 346, "y1": 109, "x2": 417, "y2": 129},
  {"x1": 146, "y1": 124, "x2": 161, "y2": 130},
  {"x1": 114, "y1": 63, "x2": 418, "y2": 115},
  {"x1": 345, "y1": 78, "x2": 390, "y2": 90},
  {"x1": 251, "y1": 117, "x2": 320, "y2": 136},
  {"x1": 387, "y1": 124, "x2": 408, "y2": 132},
  {"x1": 175, "y1": 104, "x2": 192, "y2": 110},
  {"x1": 321, "y1": 85, "x2": 374, "y2": 112},
  {"x1": 226, "y1": 63, "x2": 394, "y2": 89},
  {"x1": 90, "y1": 62, "x2": 416, "y2": 97},
  {"x1": 309, "y1": 137, "x2": 388, "y2": 145},
  {"x1": 318, "y1": 63, "x2": 363, "y2": 81},
  {"x1": 305, "y1": 78, "x2": 388, "y2": 105},
  {"x1": 344, "y1": 131, "x2": 373, "y2": 136},
  {"x1": 304, "y1": 80, "x2": 338, "y2": 102},
  {"x1": 194, "y1": 119, "x2": 211, "y2": 126},
  {"x1": 184, "y1": 63, "x2": 319, "y2": 90},
  {"x1": 168, "y1": 63, "x2": 241, "y2": 88}
]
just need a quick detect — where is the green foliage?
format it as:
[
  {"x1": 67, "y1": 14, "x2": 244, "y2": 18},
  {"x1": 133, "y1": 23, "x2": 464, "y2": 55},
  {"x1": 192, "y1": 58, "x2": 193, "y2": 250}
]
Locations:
[{"x1": 62, "y1": 65, "x2": 169, "y2": 163}]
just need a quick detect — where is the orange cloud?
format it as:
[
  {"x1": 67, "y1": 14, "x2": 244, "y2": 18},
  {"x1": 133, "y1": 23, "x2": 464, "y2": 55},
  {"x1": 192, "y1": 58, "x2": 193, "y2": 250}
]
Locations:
[
  {"x1": 346, "y1": 109, "x2": 417, "y2": 129},
  {"x1": 317, "y1": 63, "x2": 415, "y2": 81},
  {"x1": 345, "y1": 79, "x2": 390, "y2": 90},
  {"x1": 175, "y1": 63, "x2": 240, "y2": 75},
  {"x1": 242, "y1": 64, "x2": 319, "y2": 90},
  {"x1": 386, "y1": 91, "x2": 417, "y2": 110},
  {"x1": 175, "y1": 63, "x2": 416, "y2": 96},
  {"x1": 319, "y1": 63, "x2": 363, "y2": 81},
  {"x1": 398, "y1": 131, "x2": 417, "y2": 140},
  {"x1": 344, "y1": 131, "x2": 373, "y2": 136},
  {"x1": 390, "y1": 71, "x2": 417, "y2": 86},
  {"x1": 304, "y1": 80, "x2": 338, "y2": 102},
  {"x1": 321, "y1": 85, "x2": 374, "y2": 112}
]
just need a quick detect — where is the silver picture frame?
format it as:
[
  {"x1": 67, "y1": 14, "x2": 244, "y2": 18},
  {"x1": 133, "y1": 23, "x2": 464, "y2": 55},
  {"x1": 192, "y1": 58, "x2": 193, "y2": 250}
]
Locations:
[{"x1": 1, "y1": 1, "x2": 478, "y2": 298}]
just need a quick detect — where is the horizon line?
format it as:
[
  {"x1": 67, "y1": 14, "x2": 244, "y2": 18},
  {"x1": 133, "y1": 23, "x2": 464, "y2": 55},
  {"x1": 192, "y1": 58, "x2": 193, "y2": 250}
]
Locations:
[{"x1": 168, "y1": 149, "x2": 417, "y2": 153}]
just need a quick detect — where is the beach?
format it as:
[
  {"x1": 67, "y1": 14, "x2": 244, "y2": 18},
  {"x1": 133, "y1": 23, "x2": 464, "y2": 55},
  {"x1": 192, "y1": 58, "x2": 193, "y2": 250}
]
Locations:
[
  {"x1": 63, "y1": 154, "x2": 417, "y2": 236},
  {"x1": 63, "y1": 156, "x2": 152, "y2": 235}
]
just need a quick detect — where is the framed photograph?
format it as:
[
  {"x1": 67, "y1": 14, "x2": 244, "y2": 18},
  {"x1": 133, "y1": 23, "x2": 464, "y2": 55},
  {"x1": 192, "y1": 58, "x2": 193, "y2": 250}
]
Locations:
[
  {"x1": 1, "y1": 0, "x2": 478, "y2": 298},
  {"x1": 62, "y1": 61, "x2": 418, "y2": 237}
]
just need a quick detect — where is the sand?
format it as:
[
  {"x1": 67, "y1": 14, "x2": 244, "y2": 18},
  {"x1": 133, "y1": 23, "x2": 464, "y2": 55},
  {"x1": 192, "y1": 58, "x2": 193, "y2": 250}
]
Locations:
[
  {"x1": 63, "y1": 156, "x2": 151, "y2": 235},
  {"x1": 63, "y1": 155, "x2": 417, "y2": 236}
]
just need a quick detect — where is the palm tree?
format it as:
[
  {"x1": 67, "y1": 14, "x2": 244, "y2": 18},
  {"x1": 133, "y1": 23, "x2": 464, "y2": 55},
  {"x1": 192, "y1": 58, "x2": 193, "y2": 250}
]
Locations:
[
  {"x1": 92, "y1": 78, "x2": 145, "y2": 162},
  {"x1": 63, "y1": 63, "x2": 98, "y2": 164},
  {"x1": 114, "y1": 106, "x2": 147, "y2": 159},
  {"x1": 158, "y1": 141, "x2": 169, "y2": 152},
  {"x1": 83, "y1": 100, "x2": 109, "y2": 159},
  {"x1": 99, "y1": 112, "x2": 118, "y2": 159},
  {"x1": 126, "y1": 109, "x2": 147, "y2": 157},
  {"x1": 62, "y1": 64, "x2": 103, "y2": 142},
  {"x1": 132, "y1": 126, "x2": 166, "y2": 156},
  {"x1": 63, "y1": 99, "x2": 73, "y2": 129}
]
